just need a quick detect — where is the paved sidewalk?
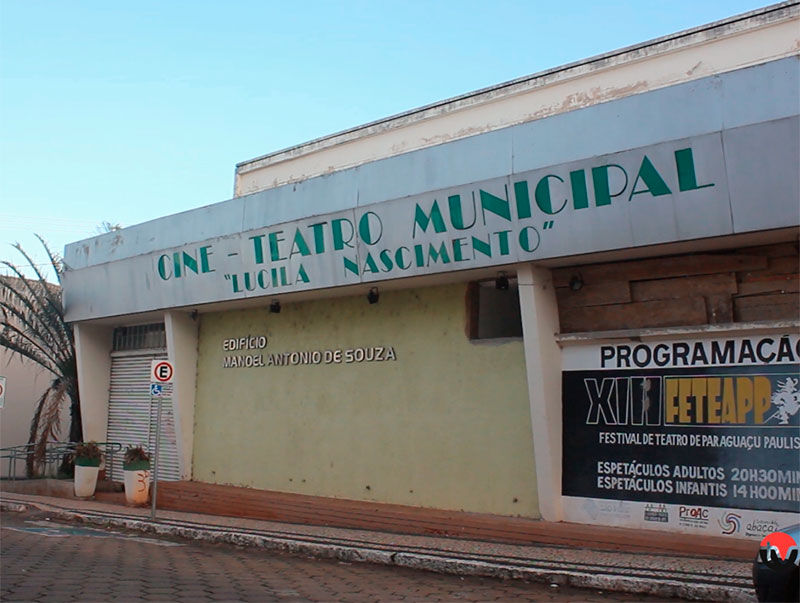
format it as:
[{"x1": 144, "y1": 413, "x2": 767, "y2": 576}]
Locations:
[
  {"x1": 1, "y1": 510, "x2": 676, "y2": 602},
  {"x1": 0, "y1": 492, "x2": 756, "y2": 602}
]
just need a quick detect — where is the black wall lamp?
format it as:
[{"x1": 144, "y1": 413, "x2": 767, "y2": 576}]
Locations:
[
  {"x1": 367, "y1": 287, "x2": 380, "y2": 304},
  {"x1": 270, "y1": 300, "x2": 281, "y2": 313},
  {"x1": 569, "y1": 274, "x2": 584, "y2": 291},
  {"x1": 495, "y1": 275, "x2": 509, "y2": 290}
]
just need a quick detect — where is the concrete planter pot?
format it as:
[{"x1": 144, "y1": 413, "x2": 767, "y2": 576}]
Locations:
[
  {"x1": 73, "y1": 464, "x2": 100, "y2": 498},
  {"x1": 123, "y1": 461, "x2": 151, "y2": 506}
]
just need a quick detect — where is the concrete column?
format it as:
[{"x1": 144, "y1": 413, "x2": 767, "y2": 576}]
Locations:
[
  {"x1": 74, "y1": 322, "x2": 113, "y2": 442},
  {"x1": 517, "y1": 264, "x2": 563, "y2": 522},
  {"x1": 165, "y1": 311, "x2": 198, "y2": 480}
]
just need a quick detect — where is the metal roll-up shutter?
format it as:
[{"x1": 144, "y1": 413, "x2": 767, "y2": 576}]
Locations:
[{"x1": 107, "y1": 352, "x2": 180, "y2": 482}]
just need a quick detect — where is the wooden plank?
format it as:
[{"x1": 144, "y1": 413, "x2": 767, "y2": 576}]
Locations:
[
  {"x1": 556, "y1": 281, "x2": 631, "y2": 308},
  {"x1": 631, "y1": 273, "x2": 737, "y2": 301},
  {"x1": 734, "y1": 294, "x2": 800, "y2": 322},
  {"x1": 706, "y1": 294, "x2": 734, "y2": 324},
  {"x1": 736, "y1": 242, "x2": 799, "y2": 257},
  {"x1": 740, "y1": 257, "x2": 800, "y2": 281},
  {"x1": 559, "y1": 298, "x2": 707, "y2": 333},
  {"x1": 768, "y1": 256, "x2": 800, "y2": 275},
  {"x1": 738, "y1": 275, "x2": 800, "y2": 295},
  {"x1": 553, "y1": 254, "x2": 767, "y2": 287}
]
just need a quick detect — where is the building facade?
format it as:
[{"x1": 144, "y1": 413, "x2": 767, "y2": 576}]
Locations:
[
  {"x1": 0, "y1": 345, "x2": 57, "y2": 478},
  {"x1": 63, "y1": 3, "x2": 799, "y2": 539}
]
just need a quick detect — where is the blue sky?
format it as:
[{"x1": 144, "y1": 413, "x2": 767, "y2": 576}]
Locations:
[{"x1": 0, "y1": 0, "x2": 770, "y2": 276}]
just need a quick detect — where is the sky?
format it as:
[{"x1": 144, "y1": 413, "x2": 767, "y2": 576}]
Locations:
[{"x1": 0, "y1": 0, "x2": 772, "y2": 278}]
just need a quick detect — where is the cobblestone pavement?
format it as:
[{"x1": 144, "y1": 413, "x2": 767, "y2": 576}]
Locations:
[{"x1": 0, "y1": 511, "x2": 679, "y2": 602}]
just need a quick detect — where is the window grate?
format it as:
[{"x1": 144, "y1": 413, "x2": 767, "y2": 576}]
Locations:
[{"x1": 112, "y1": 323, "x2": 166, "y2": 351}]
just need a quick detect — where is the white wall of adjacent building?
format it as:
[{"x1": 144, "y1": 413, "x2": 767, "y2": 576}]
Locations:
[{"x1": 0, "y1": 350, "x2": 68, "y2": 477}]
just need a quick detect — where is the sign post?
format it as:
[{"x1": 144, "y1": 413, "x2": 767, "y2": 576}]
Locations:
[{"x1": 150, "y1": 360, "x2": 174, "y2": 520}]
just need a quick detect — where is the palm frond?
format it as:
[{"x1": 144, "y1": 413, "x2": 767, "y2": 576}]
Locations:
[
  {"x1": 33, "y1": 234, "x2": 64, "y2": 284},
  {"x1": 26, "y1": 386, "x2": 50, "y2": 477},
  {"x1": 33, "y1": 379, "x2": 68, "y2": 469},
  {"x1": 1, "y1": 261, "x2": 71, "y2": 369},
  {"x1": 0, "y1": 310, "x2": 64, "y2": 374}
]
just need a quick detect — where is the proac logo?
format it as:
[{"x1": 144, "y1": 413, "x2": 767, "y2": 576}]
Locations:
[{"x1": 678, "y1": 506, "x2": 709, "y2": 529}]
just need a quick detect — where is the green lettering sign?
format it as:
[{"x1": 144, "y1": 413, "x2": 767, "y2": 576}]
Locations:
[
  {"x1": 413, "y1": 201, "x2": 447, "y2": 237},
  {"x1": 629, "y1": 155, "x2": 672, "y2": 200}
]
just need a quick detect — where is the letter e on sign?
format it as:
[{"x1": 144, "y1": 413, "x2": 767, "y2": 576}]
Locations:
[{"x1": 151, "y1": 360, "x2": 174, "y2": 384}]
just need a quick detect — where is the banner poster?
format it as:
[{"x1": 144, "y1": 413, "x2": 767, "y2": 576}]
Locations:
[{"x1": 561, "y1": 333, "x2": 800, "y2": 539}]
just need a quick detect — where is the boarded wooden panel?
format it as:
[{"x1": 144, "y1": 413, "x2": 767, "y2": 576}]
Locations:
[
  {"x1": 737, "y1": 242, "x2": 799, "y2": 257},
  {"x1": 740, "y1": 257, "x2": 800, "y2": 281},
  {"x1": 556, "y1": 281, "x2": 631, "y2": 308},
  {"x1": 768, "y1": 256, "x2": 800, "y2": 275},
  {"x1": 631, "y1": 273, "x2": 737, "y2": 301},
  {"x1": 706, "y1": 294, "x2": 734, "y2": 324},
  {"x1": 553, "y1": 254, "x2": 767, "y2": 288},
  {"x1": 738, "y1": 274, "x2": 800, "y2": 295},
  {"x1": 560, "y1": 298, "x2": 707, "y2": 333},
  {"x1": 734, "y1": 294, "x2": 800, "y2": 322}
]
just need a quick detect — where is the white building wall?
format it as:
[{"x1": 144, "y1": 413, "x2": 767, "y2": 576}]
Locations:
[
  {"x1": 0, "y1": 351, "x2": 66, "y2": 477},
  {"x1": 74, "y1": 323, "x2": 112, "y2": 443},
  {"x1": 518, "y1": 265, "x2": 564, "y2": 521},
  {"x1": 165, "y1": 311, "x2": 198, "y2": 480}
]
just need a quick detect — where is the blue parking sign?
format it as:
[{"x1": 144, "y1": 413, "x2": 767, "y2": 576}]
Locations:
[{"x1": 150, "y1": 383, "x2": 163, "y2": 397}]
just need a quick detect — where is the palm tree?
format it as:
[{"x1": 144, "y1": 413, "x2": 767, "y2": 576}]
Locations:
[{"x1": 0, "y1": 235, "x2": 80, "y2": 476}]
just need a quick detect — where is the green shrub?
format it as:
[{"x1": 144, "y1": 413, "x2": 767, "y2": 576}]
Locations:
[
  {"x1": 123, "y1": 445, "x2": 151, "y2": 470},
  {"x1": 74, "y1": 441, "x2": 102, "y2": 467}
]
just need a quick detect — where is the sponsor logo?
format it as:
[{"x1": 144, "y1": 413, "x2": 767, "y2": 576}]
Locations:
[
  {"x1": 718, "y1": 512, "x2": 741, "y2": 535},
  {"x1": 768, "y1": 377, "x2": 800, "y2": 425},
  {"x1": 597, "y1": 500, "x2": 632, "y2": 519},
  {"x1": 746, "y1": 519, "x2": 780, "y2": 539},
  {"x1": 678, "y1": 505, "x2": 709, "y2": 529},
  {"x1": 759, "y1": 531, "x2": 800, "y2": 570},
  {"x1": 582, "y1": 499, "x2": 632, "y2": 521},
  {"x1": 643, "y1": 503, "x2": 669, "y2": 523}
]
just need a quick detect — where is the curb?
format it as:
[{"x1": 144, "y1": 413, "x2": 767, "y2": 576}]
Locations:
[
  {"x1": 1, "y1": 499, "x2": 756, "y2": 602},
  {"x1": 1, "y1": 501, "x2": 30, "y2": 513}
]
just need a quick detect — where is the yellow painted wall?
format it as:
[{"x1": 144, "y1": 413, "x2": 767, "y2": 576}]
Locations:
[{"x1": 193, "y1": 283, "x2": 538, "y2": 517}]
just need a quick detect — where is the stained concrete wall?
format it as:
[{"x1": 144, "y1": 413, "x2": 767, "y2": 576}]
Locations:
[
  {"x1": 192, "y1": 283, "x2": 538, "y2": 517},
  {"x1": 74, "y1": 323, "x2": 112, "y2": 443}
]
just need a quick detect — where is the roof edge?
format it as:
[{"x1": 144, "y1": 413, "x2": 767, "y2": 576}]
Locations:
[{"x1": 235, "y1": 1, "x2": 799, "y2": 174}]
